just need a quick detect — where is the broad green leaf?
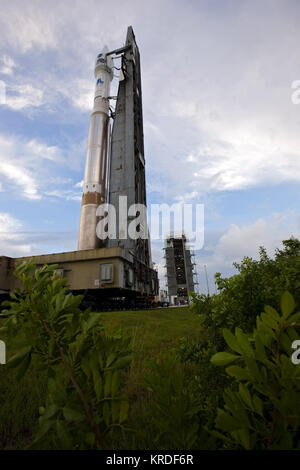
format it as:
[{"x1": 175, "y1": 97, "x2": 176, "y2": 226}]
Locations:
[
  {"x1": 186, "y1": 422, "x2": 199, "y2": 448},
  {"x1": 253, "y1": 395, "x2": 263, "y2": 417},
  {"x1": 211, "y1": 352, "x2": 239, "y2": 366},
  {"x1": 109, "y1": 355, "x2": 132, "y2": 370},
  {"x1": 111, "y1": 399, "x2": 120, "y2": 423},
  {"x1": 238, "y1": 383, "x2": 253, "y2": 409},
  {"x1": 264, "y1": 305, "x2": 281, "y2": 322},
  {"x1": 225, "y1": 365, "x2": 250, "y2": 381},
  {"x1": 281, "y1": 291, "x2": 295, "y2": 319},
  {"x1": 81, "y1": 356, "x2": 91, "y2": 378},
  {"x1": 103, "y1": 401, "x2": 110, "y2": 426},
  {"x1": 254, "y1": 332, "x2": 266, "y2": 360},
  {"x1": 104, "y1": 370, "x2": 112, "y2": 397},
  {"x1": 41, "y1": 404, "x2": 59, "y2": 421},
  {"x1": 56, "y1": 421, "x2": 73, "y2": 450},
  {"x1": 85, "y1": 432, "x2": 95, "y2": 447},
  {"x1": 83, "y1": 315, "x2": 101, "y2": 333},
  {"x1": 111, "y1": 370, "x2": 120, "y2": 397},
  {"x1": 223, "y1": 328, "x2": 242, "y2": 354},
  {"x1": 245, "y1": 357, "x2": 261, "y2": 383},
  {"x1": 48, "y1": 336, "x2": 55, "y2": 356},
  {"x1": 279, "y1": 331, "x2": 293, "y2": 354},
  {"x1": 98, "y1": 351, "x2": 104, "y2": 369},
  {"x1": 237, "y1": 427, "x2": 251, "y2": 450},
  {"x1": 235, "y1": 328, "x2": 254, "y2": 357},
  {"x1": 32, "y1": 418, "x2": 54, "y2": 443},
  {"x1": 119, "y1": 400, "x2": 129, "y2": 424},
  {"x1": 106, "y1": 352, "x2": 116, "y2": 368},
  {"x1": 48, "y1": 377, "x2": 67, "y2": 406},
  {"x1": 93, "y1": 369, "x2": 103, "y2": 401},
  {"x1": 259, "y1": 322, "x2": 277, "y2": 340},
  {"x1": 286, "y1": 326, "x2": 299, "y2": 342},
  {"x1": 261, "y1": 312, "x2": 278, "y2": 330},
  {"x1": 55, "y1": 292, "x2": 65, "y2": 312},
  {"x1": 63, "y1": 407, "x2": 85, "y2": 422},
  {"x1": 215, "y1": 409, "x2": 241, "y2": 432},
  {"x1": 288, "y1": 311, "x2": 300, "y2": 324},
  {"x1": 6, "y1": 346, "x2": 32, "y2": 368},
  {"x1": 16, "y1": 351, "x2": 32, "y2": 380}
]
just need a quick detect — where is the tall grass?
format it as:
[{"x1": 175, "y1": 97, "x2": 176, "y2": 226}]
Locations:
[
  {"x1": 0, "y1": 360, "x2": 47, "y2": 449},
  {"x1": 0, "y1": 306, "x2": 203, "y2": 449}
]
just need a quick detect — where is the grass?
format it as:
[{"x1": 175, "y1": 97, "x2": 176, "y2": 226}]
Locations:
[
  {"x1": 98, "y1": 306, "x2": 204, "y2": 449},
  {"x1": 0, "y1": 361, "x2": 47, "y2": 450},
  {"x1": 99, "y1": 306, "x2": 203, "y2": 353},
  {"x1": 0, "y1": 306, "x2": 203, "y2": 449}
]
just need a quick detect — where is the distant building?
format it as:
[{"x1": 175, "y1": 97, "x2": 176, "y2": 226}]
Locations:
[
  {"x1": 158, "y1": 289, "x2": 169, "y2": 305},
  {"x1": 164, "y1": 233, "x2": 196, "y2": 303}
]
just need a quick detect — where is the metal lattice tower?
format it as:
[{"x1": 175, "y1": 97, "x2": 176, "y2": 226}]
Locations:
[{"x1": 164, "y1": 233, "x2": 196, "y2": 301}]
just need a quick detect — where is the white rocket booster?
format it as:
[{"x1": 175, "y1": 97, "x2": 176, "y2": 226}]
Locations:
[{"x1": 78, "y1": 47, "x2": 113, "y2": 250}]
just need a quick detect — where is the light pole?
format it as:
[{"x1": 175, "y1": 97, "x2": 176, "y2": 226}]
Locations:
[{"x1": 203, "y1": 264, "x2": 210, "y2": 296}]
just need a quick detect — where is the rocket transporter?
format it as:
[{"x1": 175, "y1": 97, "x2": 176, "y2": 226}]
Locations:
[{"x1": 0, "y1": 26, "x2": 159, "y2": 310}]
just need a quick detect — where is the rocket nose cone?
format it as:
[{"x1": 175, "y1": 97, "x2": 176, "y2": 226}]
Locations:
[{"x1": 96, "y1": 45, "x2": 113, "y2": 70}]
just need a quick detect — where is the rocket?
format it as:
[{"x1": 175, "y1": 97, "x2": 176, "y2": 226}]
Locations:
[{"x1": 78, "y1": 47, "x2": 113, "y2": 250}]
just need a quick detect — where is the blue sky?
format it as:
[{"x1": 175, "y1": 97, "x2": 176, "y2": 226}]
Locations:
[{"x1": 0, "y1": 0, "x2": 299, "y2": 293}]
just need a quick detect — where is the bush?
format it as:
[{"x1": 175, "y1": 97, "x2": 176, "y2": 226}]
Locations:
[
  {"x1": 211, "y1": 291, "x2": 300, "y2": 450},
  {"x1": 141, "y1": 352, "x2": 204, "y2": 449},
  {"x1": 1, "y1": 261, "x2": 132, "y2": 450},
  {"x1": 191, "y1": 237, "x2": 300, "y2": 334}
]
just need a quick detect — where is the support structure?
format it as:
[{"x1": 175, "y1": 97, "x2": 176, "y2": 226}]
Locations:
[
  {"x1": 164, "y1": 233, "x2": 196, "y2": 303},
  {"x1": 108, "y1": 27, "x2": 150, "y2": 268}
]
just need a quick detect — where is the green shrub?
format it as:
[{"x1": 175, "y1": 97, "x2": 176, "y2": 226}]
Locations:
[
  {"x1": 211, "y1": 291, "x2": 300, "y2": 450},
  {"x1": 141, "y1": 351, "x2": 203, "y2": 449},
  {"x1": 191, "y1": 238, "x2": 300, "y2": 334},
  {"x1": 1, "y1": 261, "x2": 132, "y2": 450}
]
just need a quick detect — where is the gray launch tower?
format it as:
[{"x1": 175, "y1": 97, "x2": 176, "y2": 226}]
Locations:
[
  {"x1": 164, "y1": 233, "x2": 196, "y2": 303},
  {"x1": 108, "y1": 27, "x2": 150, "y2": 268}
]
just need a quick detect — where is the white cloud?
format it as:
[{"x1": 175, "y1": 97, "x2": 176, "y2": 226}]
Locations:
[
  {"x1": 0, "y1": 160, "x2": 38, "y2": 199},
  {"x1": 139, "y1": 1, "x2": 300, "y2": 199},
  {"x1": 0, "y1": 213, "x2": 32, "y2": 256},
  {"x1": 201, "y1": 212, "x2": 300, "y2": 274},
  {"x1": 0, "y1": 3, "x2": 57, "y2": 52},
  {"x1": 0, "y1": 134, "x2": 64, "y2": 199},
  {"x1": 0, "y1": 213, "x2": 22, "y2": 232},
  {"x1": 0, "y1": 55, "x2": 16, "y2": 75},
  {"x1": 55, "y1": 78, "x2": 94, "y2": 112},
  {"x1": 0, "y1": 212, "x2": 79, "y2": 257},
  {"x1": 44, "y1": 189, "x2": 81, "y2": 201},
  {"x1": 5, "y1": 84, "x2": 44, "y2": 110},
  {"x1": 171, "y1": 119, "x2": 300, "y2": 192}
]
